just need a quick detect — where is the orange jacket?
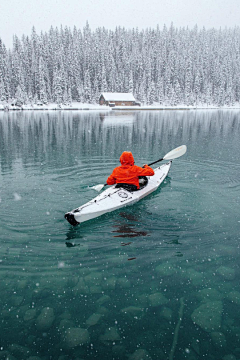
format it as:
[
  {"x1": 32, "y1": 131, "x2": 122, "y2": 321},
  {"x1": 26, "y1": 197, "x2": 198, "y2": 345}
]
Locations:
[{"x1": 107, "y1": 151, "x2": 155, "y2": 189}]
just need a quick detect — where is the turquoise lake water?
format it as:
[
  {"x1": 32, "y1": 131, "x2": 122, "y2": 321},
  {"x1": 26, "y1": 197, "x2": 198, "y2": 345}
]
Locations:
[{"x1": 0, "y1": 110, "x2": 240, "y2": 360}]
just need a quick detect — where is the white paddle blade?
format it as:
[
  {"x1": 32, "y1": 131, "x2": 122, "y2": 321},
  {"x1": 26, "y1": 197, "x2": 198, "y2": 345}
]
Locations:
[
  {"x1": 91, "y1": 184, "x2": 105, "y2": 191},
  {"x1": 163, "y1": 145, "x2": 187, "y2": 160}
]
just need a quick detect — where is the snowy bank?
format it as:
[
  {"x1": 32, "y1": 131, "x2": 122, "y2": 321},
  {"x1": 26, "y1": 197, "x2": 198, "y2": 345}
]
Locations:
[
  {"x1": 111, "y1": 103, "x2": 240, "y2": 110},
  {"x1": 1, "y1": 102, "x2": 240, "y2": 111},
  {"x1": 0, "y1": 102, "x2": 111, "y2": 111}
]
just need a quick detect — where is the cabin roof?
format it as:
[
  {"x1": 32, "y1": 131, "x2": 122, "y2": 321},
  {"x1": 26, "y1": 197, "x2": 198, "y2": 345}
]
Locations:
[{"x1": 100, "y1": 92, "x2": 136, "y2": 101}]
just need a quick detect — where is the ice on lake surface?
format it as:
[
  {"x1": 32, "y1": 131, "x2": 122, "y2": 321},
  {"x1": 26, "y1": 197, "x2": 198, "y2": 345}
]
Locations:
[{"x1": 0, "y1": 110, "x2": 240, "y2": 359}]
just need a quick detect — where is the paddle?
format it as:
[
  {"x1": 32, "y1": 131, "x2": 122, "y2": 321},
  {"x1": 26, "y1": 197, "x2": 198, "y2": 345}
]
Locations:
[
  {"x1": 90, "y1": 145, "x2": 187, "y2": 191},
  {"x1": 147, "y1": 144, "x2": 187, "y2": 166}
]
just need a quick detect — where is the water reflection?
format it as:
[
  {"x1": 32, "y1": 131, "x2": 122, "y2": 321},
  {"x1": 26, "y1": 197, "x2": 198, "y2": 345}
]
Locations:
[
  {"x1": 113, "y1": 224, "x2": 149, "y2": 238},
  {"x1": 101, "y1": 112, "x2": 136, "y2": 127},
  {"x1": 65, "y1": 227, "x2": 85, "y2": 242},
  {"x1": 1, "y1": 110, "x2": 240, "y2": 174},
  {"x1": 112, "y1": 212, "x2": 149, "y2": 238},
  {"x1": 165, "y1": 236, "x2": 182, "y2": 245},
  {"x1": 65, "y1": 242, "x2": 80, "y2": 248},
  {"x1": 118, "y1": 212, "x2": 138, "y2": 221}
]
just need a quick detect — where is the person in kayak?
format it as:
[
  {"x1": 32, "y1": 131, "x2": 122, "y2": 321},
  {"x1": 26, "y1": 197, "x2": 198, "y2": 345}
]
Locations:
[{"x1": 106, "y1": 151, "x2": 155, "y2": 191}]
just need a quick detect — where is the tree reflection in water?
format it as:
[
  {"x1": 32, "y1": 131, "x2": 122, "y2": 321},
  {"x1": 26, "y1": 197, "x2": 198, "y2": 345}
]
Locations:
[{"x1": 112, "y1": 212, "x2": 149, "y2": 238}]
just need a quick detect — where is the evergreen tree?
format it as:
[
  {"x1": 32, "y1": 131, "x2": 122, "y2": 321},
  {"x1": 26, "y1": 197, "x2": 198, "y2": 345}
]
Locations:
[
  {"x1": 53, "y1": 70, "x2": 63, "y2": 105},
  {"x1": 38, "y1": 56, "x2": 48, "y2": 104},
  {"x1": 164, "y1": 65, "x2": 172, "y2": 105},
  {"x1": 128, "y1": 70, "x2": 134, "y2": 94},
  {"x1": 15, "y1": 85, "x2": 24, "y2": 105},
  {"x1": 67, "y1": 86, "x2": 72, "y2": 105},
  {"x1": 0, "y1": 79, "x2": 6, "y2": 102},
  {"x1": 84, "y1": 69, "x2": 92, "y2": 103},
  {"x1": 173, "y1": 79, "x2": 182, "y2": 105},
  {"x1": 184, "y1": 58, "x2": 193, "y2": 105},
  {"x1": 147, "y1": 81, "x2": 155, "y2": 105},
  {"x1": 101, "y1": 64, "x2": 108, "y2": 92},
  {"x1": 158, "y1": 79, "x2": 164, "y2": 104},
  {"x1": 193, "y1": 70, "x2": 201, "y2": 105}
]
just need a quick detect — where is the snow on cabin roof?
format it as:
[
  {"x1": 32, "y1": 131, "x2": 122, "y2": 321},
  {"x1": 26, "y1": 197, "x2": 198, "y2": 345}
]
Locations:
[{"x1": 101, "y1": 93, "x2": 136, "y2": 101}]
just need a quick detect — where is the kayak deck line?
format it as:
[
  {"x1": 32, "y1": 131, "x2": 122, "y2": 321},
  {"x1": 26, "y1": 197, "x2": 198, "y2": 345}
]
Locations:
[{"x1": 64, "y1": 161, "x2": 172, "y2": 226}]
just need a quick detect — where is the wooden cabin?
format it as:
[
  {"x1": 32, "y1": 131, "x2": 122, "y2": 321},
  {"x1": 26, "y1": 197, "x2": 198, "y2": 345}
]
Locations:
[{"x1": 99, "y1": 93, "x2": 140, "y2": 107}]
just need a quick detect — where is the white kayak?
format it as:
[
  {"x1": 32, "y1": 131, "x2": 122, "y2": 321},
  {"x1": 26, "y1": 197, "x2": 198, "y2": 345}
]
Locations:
[{"x1": 64, "y1": 161, "x2": 172, "y2": 226}]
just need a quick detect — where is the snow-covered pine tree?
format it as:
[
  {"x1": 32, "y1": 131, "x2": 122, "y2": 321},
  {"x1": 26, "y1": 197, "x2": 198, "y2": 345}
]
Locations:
[
  {"x1": 38, "y1": 56, "x2": 48, "y2": 104},
  {"x1": 129, "y1": 70, "x2": 134, "y2": 94},
  {"x1": 67, "y1": 86, "x2": 72, "y2": 105},
  {"x1": 0, "y1": 79, "x2": 6, "y2": 102},
  {"x1": 173, "y1": 79, "x2": 182, "y2": 105},
  {"x1": 53, "y1": 70, "x2": 63, "y2": 105},
  {"x1": 184, "y1": 58, "x2": 193, "y2": 106},
  {"x1": 147, "y1": 81, "x2": 155, "y2": 105},
  {"x1": 101, "y1": 64, "x2": 108, "y2": 93},
  {"x1": 164, "y1": 65, "x2": 172, "y2": 105},
  {"x1": 193, "y1": 70, "x2": 201, "y2": 105},
  {"x1": 0, "y1": 39, "x2": 6, "y2": 102},
  {"x1": 15, "y1": 85, "x2": 24, "y2": 105},
  {"x1": 84, "y1": 69, "x2": 92, "y2": 103},
  {"x1": 157, "y1": 78, "x2": 164, "y2": 105}
]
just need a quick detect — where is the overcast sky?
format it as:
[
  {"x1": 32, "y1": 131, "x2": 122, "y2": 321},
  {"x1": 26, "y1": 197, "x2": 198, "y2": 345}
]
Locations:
[{"x1": 1, "y1": 0, "x2": 240, "y2": 49}]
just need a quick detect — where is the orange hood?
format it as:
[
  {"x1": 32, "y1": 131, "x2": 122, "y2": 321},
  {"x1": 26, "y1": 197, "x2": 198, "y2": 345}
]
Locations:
[{"x1": 120, "y1": 151, "x2": 134, "y2": 166}]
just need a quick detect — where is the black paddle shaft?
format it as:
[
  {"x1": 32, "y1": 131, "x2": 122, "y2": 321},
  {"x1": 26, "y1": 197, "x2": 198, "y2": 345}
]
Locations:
[{"x1": 147, "y1": 157, "x2": 164, "y2": 167}]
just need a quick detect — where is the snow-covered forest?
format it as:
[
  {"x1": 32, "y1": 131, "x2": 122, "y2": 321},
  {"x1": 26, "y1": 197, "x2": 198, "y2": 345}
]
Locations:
[{"x1": 0, "y1": 23, "x2": 240, "y2": 106}]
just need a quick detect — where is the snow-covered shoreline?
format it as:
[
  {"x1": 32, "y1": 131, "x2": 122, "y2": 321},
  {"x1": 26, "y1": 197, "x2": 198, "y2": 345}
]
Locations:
[
  {"x1": 112, "y1": 105, "x2": 240, "y2": 110},
  {"x1": 0, "y1": 103, "x2": 111, "y2": 111},
  {"x1": 1, "y1": 102, "x2": 240, "y2": 111}
]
